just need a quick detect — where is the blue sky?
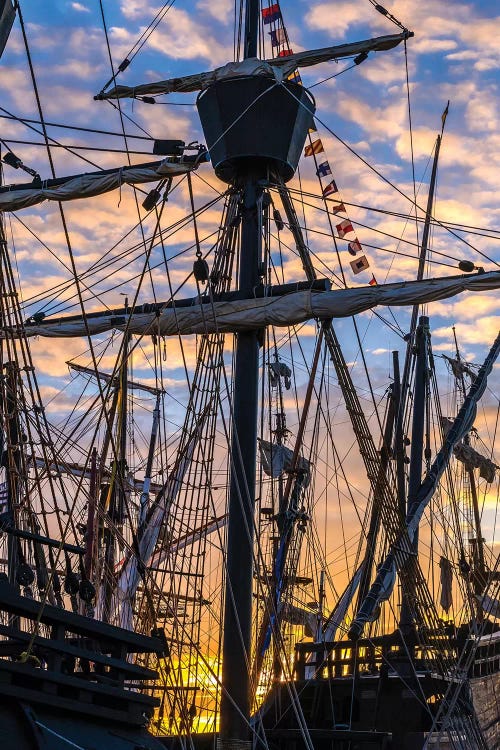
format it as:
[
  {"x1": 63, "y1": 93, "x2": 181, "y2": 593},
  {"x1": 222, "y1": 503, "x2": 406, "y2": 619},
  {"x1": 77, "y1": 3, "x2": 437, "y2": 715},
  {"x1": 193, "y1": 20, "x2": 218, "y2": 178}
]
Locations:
[
  {"x1": 0, "y1": 0, "x2": 498, "y2": 615},
  {"x1": 0, "y1": 0, "x2": 498, "y2": 398}
]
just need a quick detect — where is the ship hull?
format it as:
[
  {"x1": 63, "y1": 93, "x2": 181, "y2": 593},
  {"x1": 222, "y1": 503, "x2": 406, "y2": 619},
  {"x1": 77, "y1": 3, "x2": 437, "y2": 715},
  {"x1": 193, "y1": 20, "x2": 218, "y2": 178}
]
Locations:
[
  {"x1": 471, "y1": 671, "x2": 500, "y2": 749},
  {"x1": 0, "y1": 698, "x2": 165, "y2": 750},
  {"x1": 0, "y1": 582, "x2": 164, "y2": 750},
  {"x1": 259, "y1": 673, "x2": 450, "y2": 750}
]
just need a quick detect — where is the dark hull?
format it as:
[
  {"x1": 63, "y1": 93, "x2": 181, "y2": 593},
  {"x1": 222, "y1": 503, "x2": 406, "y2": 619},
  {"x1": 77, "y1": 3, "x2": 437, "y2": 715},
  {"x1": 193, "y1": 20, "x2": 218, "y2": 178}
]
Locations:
[
  {"x1": 0, "y1": 582, "x2": 164, "y2": 750},
  {"x1": 471, "y1": 671, "x2": 500, "y2": 749},
  {"x1": 159, "y1": 628, "x2": 499, "y2": 749},
  {"x1": 468, "y1": 627, "x2": 500, "y2": 749},
  {"x1": 159, "y1": 672, "x2": 469, "y2": 750},
  {"x1": 0, "y1": 698, "x2": 165, "y2": 750},
  {"x1": 254, "y1": 630, "x2": 494, "y2": 750},
  {"x1": 259, "y1": 673, "x2": 449, "y2": 750}
]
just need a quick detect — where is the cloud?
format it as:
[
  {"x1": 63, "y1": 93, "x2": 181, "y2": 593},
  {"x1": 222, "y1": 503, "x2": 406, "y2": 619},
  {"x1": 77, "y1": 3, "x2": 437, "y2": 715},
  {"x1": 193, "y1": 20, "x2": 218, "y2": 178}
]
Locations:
[
  {"x1": 464, "y1": 89, "x2": 498, "y2": 133},
  {"x1": 110, "y1": 7, "x2": 232, "y2": 69},
  {"x1": 306, "y1": 2, "x2": 368, "y2": 39},
  {"x1": 306, "y1": 0, "x2": 500, "y2": 73},
  {"x1": 196, "y1": 0, "x2": 233, "y2": 24},
  {"x1": 120, "y1": 0, "x2": 146, "y2": 19},
  {"x1": 71, "y1": 2, "x2": 90, "y2": 12},
  {"x1": 432, "y1": 316, "x2": 500, "y2": 345},
  {"x1": 1, "y1": 1, "x2": 498, "y2": 492},
  {"x1": 358, "y1": 55, "x2": 414, "y2": 86}
]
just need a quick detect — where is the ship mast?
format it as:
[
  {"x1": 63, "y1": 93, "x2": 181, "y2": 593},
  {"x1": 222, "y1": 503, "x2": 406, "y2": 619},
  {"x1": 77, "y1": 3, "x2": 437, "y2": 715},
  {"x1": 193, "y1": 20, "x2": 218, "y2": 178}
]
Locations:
[
  {"x1": 399, "y1": 315, "x2": 430, "y2": 635},
  {"x1": 218, "y1": 0, "x2": 262, "y2": 743},
  {"x1": 397, "y1": 129, "x2": 442, "y2": 634},
  {"x1": 196, "y1": 0, "x2": 317, "y2": 742},
  {"x1": 0, "y1": 156, "x2": 20, "y2": 593}
]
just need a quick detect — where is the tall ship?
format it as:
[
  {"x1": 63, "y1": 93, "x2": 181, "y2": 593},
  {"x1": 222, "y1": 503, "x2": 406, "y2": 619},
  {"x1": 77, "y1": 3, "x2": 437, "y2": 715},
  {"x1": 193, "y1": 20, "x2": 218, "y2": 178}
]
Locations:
[{"x1": 0, "y1": 0, "x2": 498, "y2": 748}]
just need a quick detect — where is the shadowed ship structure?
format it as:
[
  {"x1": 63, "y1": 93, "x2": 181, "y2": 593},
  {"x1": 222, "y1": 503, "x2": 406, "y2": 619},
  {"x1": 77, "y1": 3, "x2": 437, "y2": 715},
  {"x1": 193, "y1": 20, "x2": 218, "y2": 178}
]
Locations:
[{"x1": 0, "y1": 1, "x2": 499, "y2": 749}]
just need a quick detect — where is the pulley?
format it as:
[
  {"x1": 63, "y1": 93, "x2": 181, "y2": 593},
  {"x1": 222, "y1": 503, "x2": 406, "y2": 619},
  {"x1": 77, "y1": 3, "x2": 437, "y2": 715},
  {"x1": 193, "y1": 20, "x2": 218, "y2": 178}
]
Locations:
[
  {"x1": 193, "y1": 257, "x2": 210, "y2": 283},
  {"x1": 16, "y1": 562, "x2": 35, "y2": 587},
  {"x1": 262, "y1": 191, "x2": 271, "y2": 209},
  {"x1": 273, "y1": 208, "x2": 284, "y2": 231},
  {"x1": 36, "y1": 566, "x2": 48, "y2": 592},
  {"x1": 2, "y1": 150, "x2": 40, "y2": 181},
  {"x1": 354, "y1": 51, "x2": 368, "y2": 65},
  {"x1": 151, "y1": 626, "x2": 170, "y2": 658},
  {"x1": 142, "y1": 177, "x2": 173, "y2": 211},
  {"x1": 79, "y1": 578, "x2": 96, "y2": 603},
  {"x1": 458, "y1": 260, "x2": 475, "y2": 273},
  {"x1": 142, "y1": 187, "x2": 162, "y2": 211},
  {"x1": 64, "y1": 571, "x2": 79, "y2": 595},
  {"x1": 459, "y1": 556, "x2": 471, "y2": 576}
]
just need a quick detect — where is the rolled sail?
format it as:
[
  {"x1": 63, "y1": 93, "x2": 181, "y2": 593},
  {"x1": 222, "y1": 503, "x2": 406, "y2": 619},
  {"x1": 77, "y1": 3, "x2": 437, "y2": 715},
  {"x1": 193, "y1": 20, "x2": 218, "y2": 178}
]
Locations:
[
  {"x1": 96, "y1": 33, "x2": 411, "y2": 100},
  {"x1": 0, "y1": 159, "x2": 196, "y2": 213},
  {"x1": 16, "y1": 271, "x2": 500, "y2": 339},
  {"x1": 0, "y1": 0, "x2": 15, "y2": 59},
  {"x1": 349, "y1": 328, "x2": 500, "y2": 640}
]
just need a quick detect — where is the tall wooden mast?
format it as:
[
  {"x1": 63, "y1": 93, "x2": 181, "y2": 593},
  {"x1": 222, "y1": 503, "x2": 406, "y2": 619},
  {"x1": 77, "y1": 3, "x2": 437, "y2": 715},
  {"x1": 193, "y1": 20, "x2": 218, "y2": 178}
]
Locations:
[
  {"x1": 217, "y1": 1, "x2": 263, "y2": 743},
  {"x1": 196, "y1": 2, "x2": 315, "y2": 744}
]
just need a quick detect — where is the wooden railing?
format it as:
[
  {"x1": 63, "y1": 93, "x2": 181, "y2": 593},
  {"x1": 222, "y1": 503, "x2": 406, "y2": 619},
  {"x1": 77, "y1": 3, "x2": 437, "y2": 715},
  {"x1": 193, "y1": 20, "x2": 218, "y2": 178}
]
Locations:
[{"x1": 0, "y1": 580, "x2": 165, "y2": 725}]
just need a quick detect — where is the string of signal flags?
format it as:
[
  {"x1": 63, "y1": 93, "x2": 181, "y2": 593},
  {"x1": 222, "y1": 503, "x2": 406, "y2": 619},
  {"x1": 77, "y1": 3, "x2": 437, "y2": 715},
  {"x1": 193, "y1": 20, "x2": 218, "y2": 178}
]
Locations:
[{"x1": 262, "y1": 2, "x2": 377, "y2": 285}]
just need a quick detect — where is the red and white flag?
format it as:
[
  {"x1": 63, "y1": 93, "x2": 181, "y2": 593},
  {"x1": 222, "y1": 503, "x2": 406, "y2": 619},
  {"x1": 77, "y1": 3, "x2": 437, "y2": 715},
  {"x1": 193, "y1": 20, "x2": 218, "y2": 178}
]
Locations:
[
  {"x1": 336, "y1": 219, "x2": 354, "y2": 238},
  {"x1": 369, "y1": 275, "x2": 377, "y2": 286},
  {"x1": 348, "y1": 238, "x2": 362, "y2": 256},
  {"x1": 322, "y1": 181, "x2": 338, "y2": 197},
  {"x1": 330, "y1": 202, "x2": 346, "y2": 215}
]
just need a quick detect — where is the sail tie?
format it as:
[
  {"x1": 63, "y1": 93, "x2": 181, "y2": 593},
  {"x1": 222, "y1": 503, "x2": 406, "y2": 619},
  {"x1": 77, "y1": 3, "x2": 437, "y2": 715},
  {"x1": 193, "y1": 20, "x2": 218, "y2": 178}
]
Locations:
[{"x1": 117, "y1": 166, "x2": 124, "y2": 207}]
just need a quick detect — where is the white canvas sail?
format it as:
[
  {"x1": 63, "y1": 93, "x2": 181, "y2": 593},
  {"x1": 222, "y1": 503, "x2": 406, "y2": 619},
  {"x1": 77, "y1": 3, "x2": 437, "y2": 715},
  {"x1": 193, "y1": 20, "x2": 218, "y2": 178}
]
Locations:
[
  {"x1": 477, "y1": 593, "x2": 500, "y2": 620},
  {"x1": 0, "y1": 0, "x2": 15, "y2": 59},
  {"x1": 259, "y1": 438, "x2": 311, "y2": 484},
  {"x1": 115, "y1": 425, "x2": 200, "y2": 630},
  {"x1": 97, "y1": 33, "x2": 409, "y2": 100},
  {"x1": 18, "y1": 271, "x2": 500, "y2": 339},
  {"x1": 150, "y1": 514, "x2": 227, "y2": 569},
  {"x1": 322, "y1": 564, "x2": 364, "y2": 642},
  {"x1": 349, "y1": 330, "x2": 500, "y2": 637},
  {"x1": 0, "y1": 159, "x2": 195, "y2": 213}
]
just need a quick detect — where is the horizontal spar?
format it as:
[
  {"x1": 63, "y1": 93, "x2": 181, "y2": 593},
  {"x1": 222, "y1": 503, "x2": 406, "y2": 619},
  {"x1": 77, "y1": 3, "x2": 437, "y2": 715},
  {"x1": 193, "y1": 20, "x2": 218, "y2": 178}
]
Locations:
[
  {"x1": 97, "y1": 32, "x2": 412, "y2": 100},
  {"x1": 0, "y1": 157, "x2": 200, "y2": 213},
  {"x1": 12, "y1": 271, "x2": 500, "y2": 339}
]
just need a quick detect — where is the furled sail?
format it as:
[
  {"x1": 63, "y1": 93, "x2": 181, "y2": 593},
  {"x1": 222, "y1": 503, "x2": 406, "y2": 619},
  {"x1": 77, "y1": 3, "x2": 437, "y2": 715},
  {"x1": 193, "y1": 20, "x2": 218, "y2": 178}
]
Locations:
[
  {"x1": 67, "y1": 361, "x2": 164, "y2": 396},
  {"x1": 0, "y1": 158, "x2": 196, "y2": 213},
  {"x1": 322, "y1": 564, "x2": 364, "y2": 642},
  {"x1": 259, "y1": 438, "x2": 311, "y2": 484},
  {"x1": 97, "y1": 32, "x2": 410, "y2": 100},
  {"x1": 443, "y1": 354, "x2": 476, "y2": 380},
  {"x1": 150, "y1": 514, "x2": 227, "y2": 569},
  {"x1": 349, "y1": 329, "x2": 500, "y2": 639},
  {"x1": 454, "y1": 443, "x2": 497, "y2": 483},
  {"x1": 440, "y1": 556, "x2": 453, "y2": 613},
  {"x1": 321, "y1": 560, "x2": 396, "y2": 642},
  {"x1": 280, "y1": 602, "x2": 317, "y2": 638},
  {"x1": 0, "y1": 0, "x2": 15, "y2": 59},
  {"x1": 477, "y1": 593, "x2": 500, "y2": 620},
  {"x1": 17, "y1": 271, "x2": 500, "y2": 339},
  {"x1": 31, "y1": 456, "x2": 163, "y2": 495},
  {"x1": 441, "y1": 417, "x2": 498, "y2": 482},
  {"x1": 115, "y1": 420, "x2": 201, "y2": 630}
]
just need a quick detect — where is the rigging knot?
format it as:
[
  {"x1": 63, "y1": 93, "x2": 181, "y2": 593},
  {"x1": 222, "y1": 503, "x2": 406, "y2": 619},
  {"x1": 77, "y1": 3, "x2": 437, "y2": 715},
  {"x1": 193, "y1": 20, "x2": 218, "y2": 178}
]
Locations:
[{"x1": 18, "y1": 651, "x2": 41, "y2": 668}]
